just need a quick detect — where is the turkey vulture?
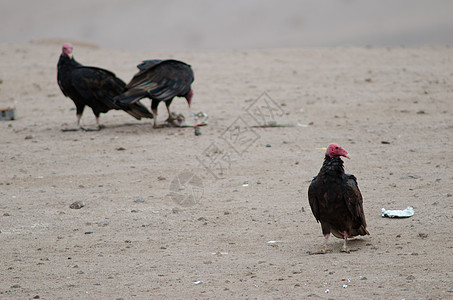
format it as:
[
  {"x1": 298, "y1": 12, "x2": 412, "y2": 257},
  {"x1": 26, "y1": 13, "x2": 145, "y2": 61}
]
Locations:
[
  {"x1": 114, "y1": 59, "x2": 194, "y2": 128},
  {"x1": 308, "y1": 143, "x2": 369, "y2": 254},
  {"x1": 57, "y1": 43, "x2": 153, "y2": 130}
]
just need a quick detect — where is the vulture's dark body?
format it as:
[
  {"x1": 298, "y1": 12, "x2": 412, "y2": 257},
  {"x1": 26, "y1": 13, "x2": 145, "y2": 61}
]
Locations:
[
  {"x1": 115, "y1": 59, "x2": 194, "y2": 111},
  {"x1": 308, "y1": 155, "x2": 369, "y2": 239},
  {"x1": 57, "y1": 55, "x2": 153, "y2": 121}
]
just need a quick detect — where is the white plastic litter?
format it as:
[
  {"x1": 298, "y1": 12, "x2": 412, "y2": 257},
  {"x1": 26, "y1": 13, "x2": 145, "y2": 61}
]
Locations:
[{"x1": 381, "y1": 206, "x2": 414, "y2": 218}]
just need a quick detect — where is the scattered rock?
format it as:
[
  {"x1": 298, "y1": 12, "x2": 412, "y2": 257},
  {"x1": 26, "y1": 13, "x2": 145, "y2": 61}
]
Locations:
[
  {"x1": 70, "y1": 201, "x2": 85, "y2": 209},
  {"x1": 134, "y1": 196, "x2": 145, "y2": 203},
  {"x1": 418, "y1": 233, "x2": 428, "y2": 239},
  {"x1": 116, "y1": 147, "x2": 126, "y2": 151},
  {"x1": 408, "y1": 174, "x2": 421, "y2": 179},
  {"x1": 11, "y1": 284, "x2": 21, "y2": 288},
  {"x1": 406, "y1": 275, "x2": 416, "y2": 280}
]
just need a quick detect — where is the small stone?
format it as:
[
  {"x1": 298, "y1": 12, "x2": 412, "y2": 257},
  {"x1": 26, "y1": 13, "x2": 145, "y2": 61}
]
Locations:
[
  {"x1": 158, "y1": 176, "x2": 166, "y2": 181},
  {"x1": 70, "y1": 201, "x2": 85, "y2": 209},
  {"x1": 408, "y1": 174, "x2": 420, "y2": 179},
  {"x1": 134, "y1": 196, "x2": 145, "y2": 203},
  {"x1": 265, "y1": 144, "x2": 271, "y2": 147},
  {"x1": 25, "y1": 135, "x2": 33, "y2": 140},
  {"x1": 116, "y1": 147, "x2": 126, "y2": 151},
  {"x1": 406, "y1": 275, "x2": 416, "y2": 280},
  {"x1": 418, "y1": 233, "x2": 428, "y2": 239},
  {"x1": 11, "y1": 284, "x2": 21, "y2": 288}
]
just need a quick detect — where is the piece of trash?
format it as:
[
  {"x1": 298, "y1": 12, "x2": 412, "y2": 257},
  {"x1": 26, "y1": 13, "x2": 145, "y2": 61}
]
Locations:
[
  {"x1": 242, "y1": 183, "x2": 249, "y2": 187},
  {"x1": 343, "y1": 284, "x2": 348, "y2": 288},
  {"x1": 0, "y1": 107, "x2": 17, "y2": 121},
  {"x1": 193, "y1": 281, "x2": 204, "y2": 285},
  {"x1": 211, "y1": 251, "x2": 228, "y2": 256},
  {"x1": 325, "y1": 289, "x2": 330, "y2": 293},
  {"x1": 381, "y1": 206, "x2": 414, "y2": 218},
  {"x1": 267, "y1": 241, "x2": 278, "y2": 244},
  {"x1": 316, "y1": 147, "x2": 327, "y2": 151}
]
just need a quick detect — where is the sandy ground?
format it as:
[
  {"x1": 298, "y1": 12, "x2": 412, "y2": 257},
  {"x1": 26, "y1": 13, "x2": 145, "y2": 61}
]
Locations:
[{"x1": 0, "y1": 40, "x2": 452, "y2": 299}]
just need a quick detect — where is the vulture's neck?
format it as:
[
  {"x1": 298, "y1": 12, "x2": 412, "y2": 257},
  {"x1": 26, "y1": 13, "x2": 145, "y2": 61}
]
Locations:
[
  {"x1": 58, "y1": 55, "x2": 81, "y2": 68},
  {"x1": 319, "y1": 155, "x2": 345, "y2": 179}
]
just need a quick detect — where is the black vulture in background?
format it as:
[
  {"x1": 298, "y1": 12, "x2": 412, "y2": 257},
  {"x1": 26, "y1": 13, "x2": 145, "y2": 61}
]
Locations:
[
  {"x1": 308, "y1": 143, "x2": 369, "y2": 254},
  {"x1": 114, "y1": 59, "x2": 194, "y2": 128},
  {"x1": 57, "y1": 43, "x2": 153, "y2": 131}
]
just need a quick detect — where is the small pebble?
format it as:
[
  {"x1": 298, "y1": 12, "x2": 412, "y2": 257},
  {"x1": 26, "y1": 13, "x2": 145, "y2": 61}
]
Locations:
[
  {"x1": 134, "y1": 196, "x2": 145, "y2": 203},
  {"x1": 70, "y1": 201, "x2": 85, "y2": 209}
]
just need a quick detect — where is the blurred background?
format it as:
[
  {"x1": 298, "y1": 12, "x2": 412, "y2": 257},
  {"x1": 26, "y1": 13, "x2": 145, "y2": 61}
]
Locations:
[{"x1": 1, "y1": 0, "x2": 453, "y2": 50}]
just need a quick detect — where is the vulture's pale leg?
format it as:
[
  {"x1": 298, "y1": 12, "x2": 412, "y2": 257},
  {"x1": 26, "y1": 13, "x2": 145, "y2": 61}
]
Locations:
[
  {"x1": 341, "y1": 231, "x2": 357, "y2": 253},
  {"x1": 76, "y1": 114, "x2": 82, "y2": 130},
  {"x1": 165, "y1": 102, "x2": 175, "y2": 122},
  {"x1": 309, "y1": 234, "x2": 330, "y2": 255},
  {"x1": 152, "y1": 108, "x2": 158, "y2": 128},
  {"x1": 94, "y1": 116, "x2": 102, "y2": 131}
]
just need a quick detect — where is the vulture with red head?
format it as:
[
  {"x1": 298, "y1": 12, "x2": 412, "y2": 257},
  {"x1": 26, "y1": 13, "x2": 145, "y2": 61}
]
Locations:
[
  {"x1": 57, "y1": 43, "x2": 153, "y2": 130},
  {"x1": 308, "y1": 143, "x2": 369, "y2": 254}
]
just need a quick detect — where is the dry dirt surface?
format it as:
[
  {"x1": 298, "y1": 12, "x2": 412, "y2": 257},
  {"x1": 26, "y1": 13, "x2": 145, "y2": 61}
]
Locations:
[{"x1": 0, "y1": 41, "x2": 452, "y2": 299}]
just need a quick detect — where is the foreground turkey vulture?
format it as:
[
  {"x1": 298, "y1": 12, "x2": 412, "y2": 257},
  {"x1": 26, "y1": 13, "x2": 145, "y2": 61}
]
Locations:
[
  {"x1": 57, "y1": 43, "x2": 153, "y2": 130},
  {"x1": 114, "y1": 59, "x2": 194, "y2": 128},
  {"x1": 308, "y1": 143, "x2": 369, "y2": 254}
]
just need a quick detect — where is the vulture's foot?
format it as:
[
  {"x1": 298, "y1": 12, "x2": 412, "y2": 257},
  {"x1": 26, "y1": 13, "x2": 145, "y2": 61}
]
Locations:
[
  {"x1": 308, "y1": 248, "x2": 331, "y2": 255},
  {"x1": 82, "y1": 125, "x2": 103, "y2": 131},
  {"x1": 341, "y1": 246, "x2": 358, "y2": 253}
]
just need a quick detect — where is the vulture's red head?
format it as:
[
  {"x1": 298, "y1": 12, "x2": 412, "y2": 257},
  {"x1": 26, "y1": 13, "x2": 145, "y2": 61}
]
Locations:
[
  {"x1": 185, "y1": 89, "x2": 194, "y2": 107},
  {"x1": 326, "y1": 143, "x2": 350, "y2": 159},
  {"x1": 61, "y1": 43, "x2": 73, "y2": 59}
]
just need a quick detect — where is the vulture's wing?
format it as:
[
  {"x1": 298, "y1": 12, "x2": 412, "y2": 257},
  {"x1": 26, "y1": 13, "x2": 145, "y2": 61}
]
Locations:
[
  {"x1": 344, "y1": 174, "x2": 367, "y2": 229},
  {"x1": 117, "y1": 60, "x2": 194, "y2": 104},
  {"x1": 70, "y1": 66, "x2": 125, "y2": 110},
  {"x1": 308, "y1": 178, "x2": 321, "y2": 222},
  {"x1": 137, "y1": 60, "x2": 164, "y2": 71}
]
